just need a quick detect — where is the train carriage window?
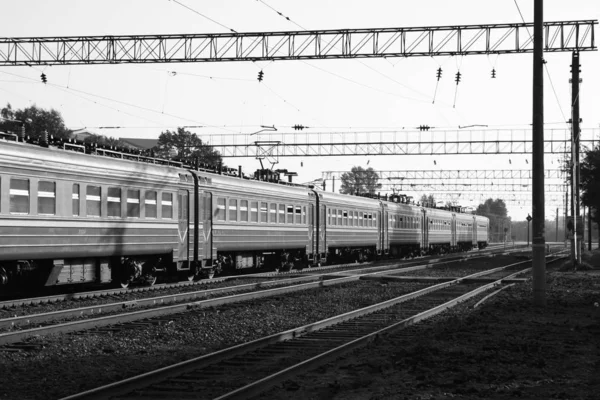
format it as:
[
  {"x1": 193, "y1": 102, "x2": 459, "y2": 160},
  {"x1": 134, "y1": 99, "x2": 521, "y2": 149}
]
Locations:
[
  {"x1": 145, "y1": 191, "x2": 157, "y2": 219},
  {"x1": 330, "y1": 209, "x2": 336, "y2": 226},
  {"x1": 295, "y1": 206, "x2": 302, "y2": 224},
  {"x1": 278, "y1": 204, "x2": 285, "y2": 223},
  {"x1": 240, "y1": 200, "x2": 248, "y2": 221},
  {"x1": 229, "y1": 199, "x2": 238, "y2": 221},
  {"x1": 269, "y1": 203, "x2": 277, "y2": 223},
  {"x1": 375, "y1": 212, "x2": 378, "y2": 227},
  {"x1": 287, "y1": 205, "x2": 294, "y2": 224},
  {"x1": 260, "y1": 202, "x2": 268, "y2": 223},
  {"x1": 359, "y1": 212, "x2": 364, "y2": 227},
  {"x1": 327, "y1": 209, "x2": 331, "y2": 225},
  {"x1": 9, "y1": 178, "x2": 29, "y2": 214},
  {"x1": 86, "y1": 185, "x2": 101, "y2": 217},
  {"x1": 215, "y1": 198, "x2": 226, "y2": 221},
  {"x1": 250, "y1": 201, "x2": 258, "y2": 222},
  {"x1": 37, "y1": 181, "x2": 56, "y2": 215},
  {"x1": 72, "y1": 184, "x2": 80, "y2": 216},
  {"x1": 342, "y1": 210, "x2": 348, "y2": 226},
  {"x1": 302, "y1": 206, "x2": 307, "y2": 224},
  {"x1": 162, "y1": 192, "x2": 173, "y2": 219},
  {"x1": 127, "y1": 189, "x2": 140, "y2": 218},
  {"x1": 107, "y1": 187, "x2": 121, "y2": 218},
  {"x1": 337, "y1": 209, "x2": 342, "y2": 226},
  {"x1": 367, "y1": 213, "x2": 372, "y2": 227}
]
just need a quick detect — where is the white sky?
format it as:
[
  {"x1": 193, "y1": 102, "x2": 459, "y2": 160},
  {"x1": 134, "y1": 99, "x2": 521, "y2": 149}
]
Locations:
[{"x1": 1, "y1": 0, "x2": 599, "y2": 221}]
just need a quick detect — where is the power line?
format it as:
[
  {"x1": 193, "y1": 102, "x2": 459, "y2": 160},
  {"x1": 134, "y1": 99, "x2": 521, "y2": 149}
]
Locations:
[{"x1": 169, "y1": 0, "x2": 238, "y2": 33}]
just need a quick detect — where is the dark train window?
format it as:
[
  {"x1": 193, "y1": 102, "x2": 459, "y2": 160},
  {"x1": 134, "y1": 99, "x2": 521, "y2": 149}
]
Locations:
[
  {"x1": 295, "y1": 206, "x2": 302, "y2": 224},
  {"x1": 215, "y1": 197, "x2": 225, "y2": 221},
  {"x1": 278, "y1": 204, "x2": 285, "y2": 223},
  {"x1": 107, "y1": 187, "x2": 121, "y2": 218},
  {"x1": 250, "y1": 201, "x2": 258, "y2": 222},
  {"x1": 38, "y1": 181, "x2": 56, "y2": 215},
  {"x1": 229, "y1": 199, "x2": 238, "y2": 221},
  {"x1": 269, "y1": 203, "x2": 277, "y2": 223},
  {"x1": 9, "y1": 178, "x2": 29, "y2": 214},
  {"x1": 261, "y1": 202, "x2": 268, "y2": 223},
  {"x1": 162, "y1": 192, "x2": 173, "y2": 219},
  {"x1": 145, "y1": 191, "x2": 157, "y2": 219},
  {"x1": 127, "y1": 189, "x2": 140, "y2": 218},
  {"x1": 240, "y1": 200, "x2": 248, "y2": 221},
  {"x1": 86, "y1": 185, "x2": 101, "y2": 217},
  {"x1": 72, "y1": 184, "x2": 80, "y2": 216},
  {"x1": 287, "y1": 205, "x2": 294, "y2": 224}
]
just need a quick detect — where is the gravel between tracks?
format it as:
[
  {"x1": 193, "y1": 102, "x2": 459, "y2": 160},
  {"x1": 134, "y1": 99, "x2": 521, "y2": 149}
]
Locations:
[
  {"x1": 0, "y1": 279, "x2": 430, "y2": 399},
  {"x1": 258, "y1": 251, "x2": 600, "y2": 400}
]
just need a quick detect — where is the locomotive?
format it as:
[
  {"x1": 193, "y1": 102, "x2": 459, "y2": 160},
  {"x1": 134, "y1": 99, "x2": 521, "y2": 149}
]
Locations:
[{"x1": 0, "y1": 136, "x2": 488, "y2": 290}]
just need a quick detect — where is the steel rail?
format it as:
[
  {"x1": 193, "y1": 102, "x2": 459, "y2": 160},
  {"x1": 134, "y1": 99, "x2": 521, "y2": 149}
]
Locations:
[{"x1": 59, "y1": 255, "x2": 556, "y2": 400}]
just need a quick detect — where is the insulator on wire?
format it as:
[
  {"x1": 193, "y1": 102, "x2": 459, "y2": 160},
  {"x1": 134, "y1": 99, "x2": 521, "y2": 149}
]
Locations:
[
  {"x1": 491, "y1": 68, "x2": 497, "y2": 78},
  {"x1": 455, "y1": 71, "x2": 461, "y2": 84},
  {"x1": 257, "y1": 70, "x2": 264, "y2": 82},
  {"x1": 40, "y1": 73, "x2": 47, "y2": 84},
  {"x1": 436, "y1": 67, "x2": 442, "y2": 80}
]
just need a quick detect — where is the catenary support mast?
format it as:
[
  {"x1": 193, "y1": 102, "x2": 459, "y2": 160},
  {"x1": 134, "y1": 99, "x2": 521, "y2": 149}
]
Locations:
[{"x1": 532, "y1": 0, "x2": 546, "y2": 306}]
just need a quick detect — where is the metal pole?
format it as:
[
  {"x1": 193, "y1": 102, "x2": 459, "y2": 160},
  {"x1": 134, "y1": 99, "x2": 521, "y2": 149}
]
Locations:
[
  {"x1": 532, "y1": 0, "x2": 546, "y2": 306},
  {"x1": 589, "y1": 206, "x2": 592, "y2": 250},
  {"x1": 572, "y1": 51, "x2": 581, "y2": 264},
  {"x1": 556, "y1": 208, "x2": 559, "y2": 243}
]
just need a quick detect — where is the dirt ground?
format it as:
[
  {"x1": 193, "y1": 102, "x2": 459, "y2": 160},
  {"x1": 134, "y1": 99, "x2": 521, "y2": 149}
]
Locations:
[{"x1": 260, "y1": 250, "x2": 600, "y2": 400}]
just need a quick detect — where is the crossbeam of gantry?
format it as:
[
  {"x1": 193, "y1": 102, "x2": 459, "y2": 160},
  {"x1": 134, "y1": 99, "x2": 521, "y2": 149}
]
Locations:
[
  {"x1": 428, "y1": 192, "x2": 565, "y2": 206},
  {"x1": 0, "y1": 20, "x2": 596, "y2": 66},
  {"x1": 374, "y1": 183, "x2": 566, "y2": 192},
  {"x1": 322, "y1": 169, "x2": 568, "y2": 180},
  {"x1": 209, "y1": 128, "x2": 598, "y2": 157}
]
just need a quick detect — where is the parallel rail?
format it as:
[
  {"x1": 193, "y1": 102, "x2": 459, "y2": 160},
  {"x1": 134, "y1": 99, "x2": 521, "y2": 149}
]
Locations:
[{"x1": 62, "y1": 255, "x2": 564, "y2": 400}]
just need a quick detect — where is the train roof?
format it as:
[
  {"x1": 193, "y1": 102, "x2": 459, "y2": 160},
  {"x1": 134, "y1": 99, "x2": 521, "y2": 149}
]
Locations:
[{"x1": 0, "y1": 139, "x2": 182, "y2": 185}]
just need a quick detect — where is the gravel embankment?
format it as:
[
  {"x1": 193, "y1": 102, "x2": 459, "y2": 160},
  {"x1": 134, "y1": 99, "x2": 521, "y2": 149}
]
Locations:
[
  {"x1": 259, "y1": 263, "x2": 600, "y2": 399},
  {"x1": 0, "y1": 280, "x2": 430, "y2": 400}
]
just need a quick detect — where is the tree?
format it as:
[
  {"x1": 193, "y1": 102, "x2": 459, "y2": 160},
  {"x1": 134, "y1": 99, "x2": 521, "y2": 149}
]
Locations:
[
  {"x1": 0, "y1": 103, "x2": 70, "y2": 140},
  {"x1": 581, "y1": 144, "x2": 600, "y2": 229},
  {"x1": 339, "y1": 166, "x2": 382, "y2": 195},
  {"x1": 476, "y1": 198, "x2": 509, "y2": 242},
  {"x1": 151, "y1": 127, "x2": 222, "y2": 166},
  {"x1": 419, "y1": 194, "x2": 436, "y2": 207}
]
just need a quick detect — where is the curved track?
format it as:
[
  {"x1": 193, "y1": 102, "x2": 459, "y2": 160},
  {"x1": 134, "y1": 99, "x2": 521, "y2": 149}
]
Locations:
[{"x1": 60, "y1": 253, "x2": 565, "y2": 400}]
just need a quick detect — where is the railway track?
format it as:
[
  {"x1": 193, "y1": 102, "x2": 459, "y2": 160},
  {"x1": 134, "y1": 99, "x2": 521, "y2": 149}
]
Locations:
[
  {"x1": 0, "y1": 244, "x2": 523, "y2": 311},
  {"x1": 0, "y1": 247, "x2": 531, "y2": 345},
  {"x1": 59, "y1": 253, "x2": 565, "y2": 400}
]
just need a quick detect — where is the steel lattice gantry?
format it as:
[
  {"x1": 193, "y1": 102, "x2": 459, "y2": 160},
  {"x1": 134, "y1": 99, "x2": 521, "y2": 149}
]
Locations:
[
  {"x1": 373, "y1": 183, "x2": 566, "y2": 192},
  {"x1": 207, "y1": 128, "x2": 598, "y2": 157},
  {"x1": 430, "y1": 192, "x2": 565, "y2": 206},
  {"x1": 322, "y1": 169, "x2": 568, "y2": 180},
  {"x1": 0, "y1": 20, "x2": 596, "y2": 66}
]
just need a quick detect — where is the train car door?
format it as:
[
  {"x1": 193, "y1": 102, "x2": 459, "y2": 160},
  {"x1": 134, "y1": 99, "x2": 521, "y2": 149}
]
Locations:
[
  {"x1": 451, "y1": 214, "x2": 457, "y2": 248},
  {"x1": 319, "y1": 202, "x2": 326, "y2": 263},
  {"x1": 422, "y1": 209, "x2": 428, "y2": 251},
  {"x1": 382, "y1": 205, "x2": 389, "y2": 255},
  {"x1": 177, "y1": 190, "x2": 189, "y2": 266},
  {"x1": 199, "y1": 191, "x2": 214, "y2": 265}
]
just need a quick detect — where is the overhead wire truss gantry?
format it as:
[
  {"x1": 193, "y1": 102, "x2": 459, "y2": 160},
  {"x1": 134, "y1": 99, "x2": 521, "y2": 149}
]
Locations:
[
  {"x1": 207, "y1": 128, "x2": 599, "y2": 157},
  {"x1": 0, "y1": 20, "x2": 596, "y2": 65}
]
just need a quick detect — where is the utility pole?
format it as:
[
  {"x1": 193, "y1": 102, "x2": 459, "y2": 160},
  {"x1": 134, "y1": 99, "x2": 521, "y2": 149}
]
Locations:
[
  {"x1": 532, "y1": 0, "x2": 546, "y2": 306},
  {"x1": 570, "y1": 51, "x2": 581, "y2": 264},
  {"x1": 556, "y1": 208, "x2": 559, "y2": 242}
]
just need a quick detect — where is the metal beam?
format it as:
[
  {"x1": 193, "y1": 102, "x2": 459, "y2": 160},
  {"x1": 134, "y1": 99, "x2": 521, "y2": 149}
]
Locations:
[
  {"x1": 322, "y1": 169, "x2": 567, "y2": 180},
  {"x1": 0, "y1": 20, "x2": 596, "y2": 66},
  {"x1": 210, "y1": 128, "x2": 598, "y2": 157}
]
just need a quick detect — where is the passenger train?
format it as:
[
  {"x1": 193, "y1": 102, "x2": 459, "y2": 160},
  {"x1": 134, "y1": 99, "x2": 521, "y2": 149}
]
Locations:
[{"x1": 0, "y1": 136, "x2": 489, "y2": 290}]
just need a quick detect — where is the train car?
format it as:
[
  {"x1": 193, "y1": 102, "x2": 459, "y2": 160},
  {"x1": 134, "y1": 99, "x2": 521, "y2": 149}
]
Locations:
[
  {"x1": 320, "y1": 192, "x2": 381, "y2": 263},
  {"x1": 454, "y1": 212, "x2": 476, "y2": 251},
  {"x1": 475, "y1": 214, "x2": 490, "y2": 249},
  {"x1": 422, "y1": 207, "x2": 454, "y2": 254},
  {"x1": 386, "y1": 199, "x2": 423, "y2": 257},
  {"x1": 0, "y1": 139, "x2": 190, "y2": 289},
  {"x1": 195, "y1": 171, "x2": 312, "y2": 273}
]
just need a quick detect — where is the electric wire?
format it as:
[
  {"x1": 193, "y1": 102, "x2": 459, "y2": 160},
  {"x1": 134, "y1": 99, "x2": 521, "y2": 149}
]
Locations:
[{"x1": 169, "y1": 0, "x2": 238, "y2": 33}]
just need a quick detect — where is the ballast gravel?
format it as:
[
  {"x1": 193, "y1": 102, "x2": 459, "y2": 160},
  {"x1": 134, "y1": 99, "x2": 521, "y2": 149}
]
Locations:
[{"x1": 0, "y1": 279, "x2": 429, "y2": 400}]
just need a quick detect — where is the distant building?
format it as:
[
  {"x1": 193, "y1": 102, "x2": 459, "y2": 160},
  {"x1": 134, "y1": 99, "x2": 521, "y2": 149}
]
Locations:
[
  {"x1": 70, "y1": 128, "x2": 96, "y2": 141},
  {"x1": 119, "y1": 138, "x2": 158, "y2": 150}
]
